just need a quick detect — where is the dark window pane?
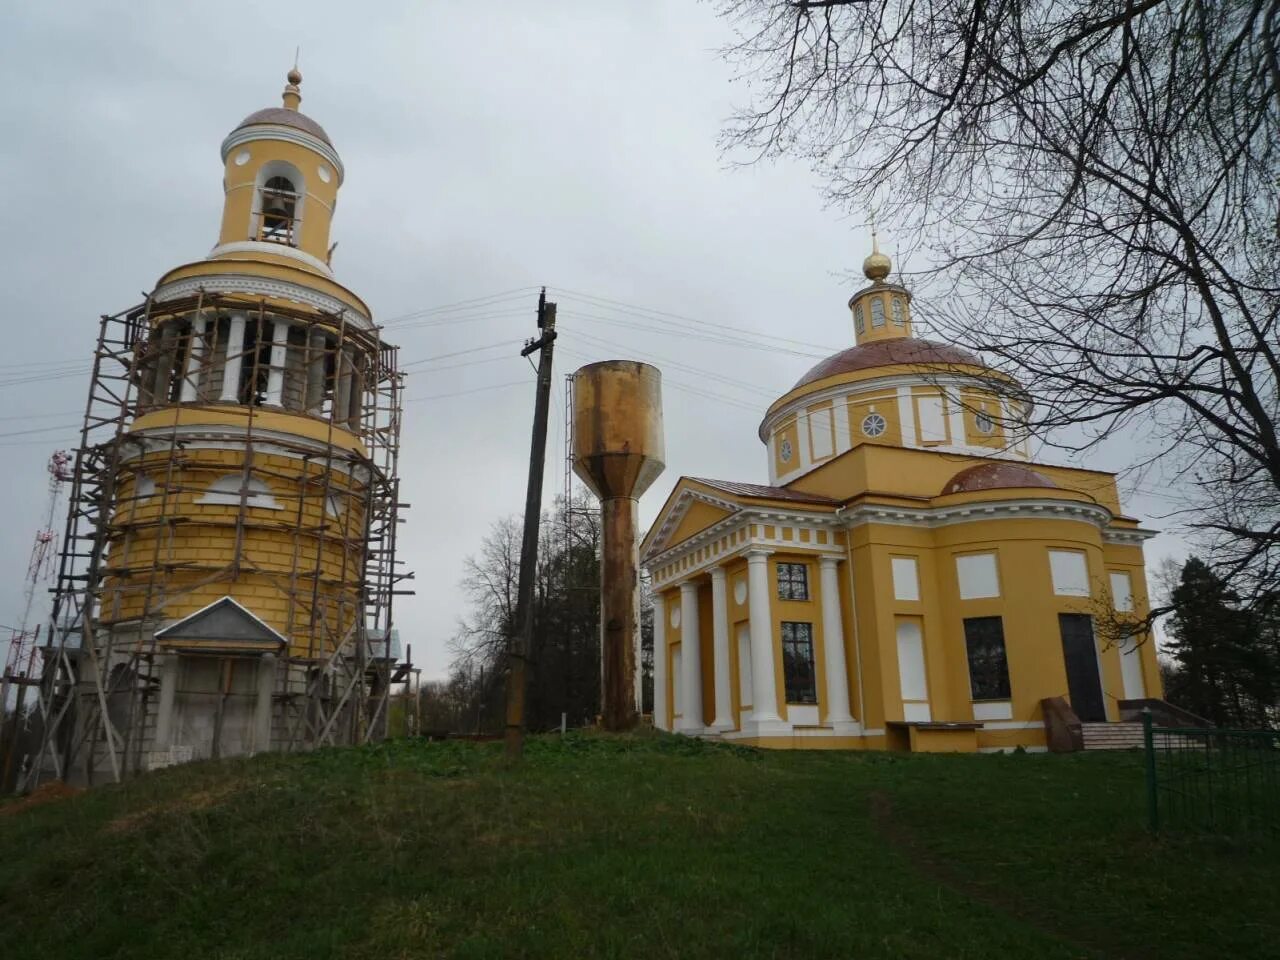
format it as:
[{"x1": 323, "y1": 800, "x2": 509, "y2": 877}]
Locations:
[
  {"x1": 777, "y1": 562, "x2": 809, "y2": 600},
  {"x1": 964, "y1": 616, "x2": 1011, "y2": 700},
  {"x1": 781, "y1": 621, "x2": 818, "y2": 703}
]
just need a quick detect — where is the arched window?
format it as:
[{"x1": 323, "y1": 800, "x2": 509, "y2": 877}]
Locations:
[
  {"x1": 195, "y1": 475, "x2": 283, "y2": 510},
  {"x1": 892, "y1": 297, "x2": 905, "y2": 325},
  {"x1": 870, "y1": 296, "x2": 886, "y2": 328},
  {"x1": 258, "y1": 176, "x2": 299, "y2": 245}
]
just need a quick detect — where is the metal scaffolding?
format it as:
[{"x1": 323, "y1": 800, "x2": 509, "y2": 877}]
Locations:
[{"x1": 21, "y1": 291, "x2": 410, "y2": 790}]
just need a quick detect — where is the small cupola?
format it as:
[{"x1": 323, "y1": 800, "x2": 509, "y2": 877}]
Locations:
[{"x1": 848, "y1": 233, "x2": 914, "y2": 345}]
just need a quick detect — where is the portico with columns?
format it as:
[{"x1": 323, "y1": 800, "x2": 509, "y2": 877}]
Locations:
[{"x1": 647, "y1": 491, "x2": 865, "y2": 744}]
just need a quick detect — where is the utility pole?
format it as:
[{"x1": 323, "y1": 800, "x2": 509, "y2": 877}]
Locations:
[{"x1": 504, "y1": 288, "x2": 557, "y2": 760}]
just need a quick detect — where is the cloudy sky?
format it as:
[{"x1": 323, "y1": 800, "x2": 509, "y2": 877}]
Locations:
[{"x1": 0, "y1": 1, "x2": 1188, "y2": 681}]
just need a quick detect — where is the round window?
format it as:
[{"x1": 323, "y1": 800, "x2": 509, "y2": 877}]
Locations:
[
  {"x1": 234, "y1": 150, "x2": 251, "y2": 166},
  {"x1": 317, "y1": 164, "x2": 332, "y2": 184},
  {"x1": 779, "y1": 438, "x2": 794, "y2": 463},
  {"x1": 975, "y1": 412, "x2": 996, "y2": 434},
  {"x1": 862, "y1": 413, "x2": 887, "y2": 438}
]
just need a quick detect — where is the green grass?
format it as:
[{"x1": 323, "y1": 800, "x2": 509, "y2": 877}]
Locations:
[{"x1": 1, "y1": 733, "x2": 1275, "y2": 959}]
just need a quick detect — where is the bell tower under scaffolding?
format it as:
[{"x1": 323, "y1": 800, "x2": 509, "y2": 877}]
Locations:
[{"x1": 23, "y1": 69, "x2": 410, "y2": 789}]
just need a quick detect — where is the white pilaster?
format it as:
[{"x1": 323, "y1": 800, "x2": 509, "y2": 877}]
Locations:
[
  {"x1": 219, "y1": 312, "x2": 247, "y2": 402},
  {"x1": 265, "y1": 320, "x2": 289, "y2": 406},
  {"x1": 678, "y1": 580, "x2": 703, "y2": 733},
  {"x1": 709, "y1": 566, "x2": 734, "y2": 731},
  {"x1": 652, "y1": 592, "x2": 668, "y2": 730},
  {"x1": 819, "y1": 557, "x2": 855, "y2": 728},
  {"x1": 180, "y1": 314, "x2": 207, "y2": 403},
  {"x1": 746, "y1": 550, "x2": 785, "y2": 729}
]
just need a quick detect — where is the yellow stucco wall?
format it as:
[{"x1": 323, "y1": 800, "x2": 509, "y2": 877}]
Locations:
[
  {"x1": 652, "y1": 509, "x2": 1160, "y2": 751},
  {"x1": 103, "y1": 443, "x2": 367, "y2": 659}
]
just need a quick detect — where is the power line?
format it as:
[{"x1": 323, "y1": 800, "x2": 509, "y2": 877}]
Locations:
[
  {"x1": 402, "y1": 379, "x2": 533, "y2": 403},
  {"x1": 550, "y1": 286, "x2": 842, "y2": 353},
  {"x1": 382, "y1": 287, "x2": 542, "y2": 326},
  {"x1": 401, "y1": 340, "x2": 524, "y2": 369}
]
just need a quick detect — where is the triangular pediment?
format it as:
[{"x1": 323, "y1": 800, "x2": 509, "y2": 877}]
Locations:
[
  {"x1": 641, "y1": 478, "x2": 743, "y2": 560},
  {"x1": 155, "y1": 597, "x2": 287, "y2": 653}
]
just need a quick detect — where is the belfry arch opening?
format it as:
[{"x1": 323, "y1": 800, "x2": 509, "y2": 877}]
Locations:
[{"x1": 250, "y1": 161, "x2": 305, "y2": 247}]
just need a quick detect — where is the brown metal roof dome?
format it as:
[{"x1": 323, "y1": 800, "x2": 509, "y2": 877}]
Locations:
[
  {"x1": 793, "y1": 338, "x2": 986, "y2": 391},
  {"x1": 232, "y1": 107, "x2": 333, "y2": 147},
  {"x1": 943, "y1": 462, "x2": 1057, "y2": 495}
]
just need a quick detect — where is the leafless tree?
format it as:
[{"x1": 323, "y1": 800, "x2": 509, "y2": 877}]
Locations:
[
  {"x1": 449, "y1": 495, "x2": 606, "y2": 732},
  {"x1": 719, "y1": 0, "x2": 1279, "y2": 596}
]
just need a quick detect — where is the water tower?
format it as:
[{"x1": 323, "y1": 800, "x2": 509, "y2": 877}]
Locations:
[{"x1": 571, "y1": 362, "x2": 665, "y2": 730}]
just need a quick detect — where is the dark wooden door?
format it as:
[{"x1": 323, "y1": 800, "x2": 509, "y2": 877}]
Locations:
[{"x1": 1059, "y1": 614, "x2": 1106, "y2": 722}]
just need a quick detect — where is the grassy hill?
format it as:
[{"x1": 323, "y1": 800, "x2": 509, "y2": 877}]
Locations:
[{"x1": 1, "y1": 733, "x2": 1275, "y2": 959}]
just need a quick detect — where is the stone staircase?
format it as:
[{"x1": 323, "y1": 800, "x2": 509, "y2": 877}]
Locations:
[
  {"x1": 1080, "y1": 721, "x2": 1145, "y2": 751},
  {"x1": 1042, "y1": 696, "x2": 1208, "y2": 753}
]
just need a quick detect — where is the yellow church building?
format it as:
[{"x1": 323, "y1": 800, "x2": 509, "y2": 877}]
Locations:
[{"x1": 641, "y1": 246, "x2": 1161, "y2": 752}]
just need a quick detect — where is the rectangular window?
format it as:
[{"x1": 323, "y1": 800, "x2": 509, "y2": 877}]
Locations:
[
  {"x1": 777, "y1": 562, "x2": 809, "y2": 600},
  {"x1": 956, "y1": 552, "x2": 1000, "y2": 599},
  {"x1": 963, "y1": 617, "x2": 1012, "y2": 700},
  {"x1": 781, "y1": 621, "x2": 818, "y2": 704},
  {"x1": 1049, "y1": 549, "x2": 1090, "y2": 596}
]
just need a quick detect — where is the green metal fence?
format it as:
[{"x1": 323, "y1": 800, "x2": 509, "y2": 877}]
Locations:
[{"x1": 1142, "y1": 711, "x2": 1280, "y2": 837}]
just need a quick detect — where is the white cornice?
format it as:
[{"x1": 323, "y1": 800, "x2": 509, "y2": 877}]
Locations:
[
  {"x1": 645, "y1": 494, "x2": 1156, "y2": 588},
  {"x1": 120, "y1": 425, "x2": 370, "y2": 481},
  {"x1": 836, "y1": 497, "x2": 1113, "y2": 530},
  {"x1": 220, "y1": 124, "x2": 344, "y2": 183},
  {"x1": 207, "y1": 241, "x2": 335, "y2": 278},
  {"x1": 152, "y1": 273, "x2": 371, "y2": 330}
]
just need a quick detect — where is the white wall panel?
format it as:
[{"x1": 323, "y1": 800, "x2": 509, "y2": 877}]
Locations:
[
  {"x1": 809, "y1": 407, "x2": 834, "y2": 460},
  {"x1": 671, "y1": 646, "x2": 682, "y2": 717},
  {"x1": 1109, "y1": 571, "x2": 1134, "y2": 612},
  {"x1": 892, "y1": 557, "x2": 921, "y2": 601},
  {"x1": 916, "y1": 394, "x2": 948, "y2": 443},
  {"x1": 736, "y1": 623, "x2": 752, "y2": 705},
  {"x1": 956, "y1": 553, "x2": 1000, "y2": 600},
  {"x1": 895, "y1": 619, "x2": 929, "y2": 702},
  {"x1": 1050, "y1": 549, "x2": 1090, "y2": 596}
]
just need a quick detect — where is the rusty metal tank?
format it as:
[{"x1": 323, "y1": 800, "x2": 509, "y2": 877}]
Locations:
[{"x1": 571, "y1": 361, "x2": 665, "y2": 730}]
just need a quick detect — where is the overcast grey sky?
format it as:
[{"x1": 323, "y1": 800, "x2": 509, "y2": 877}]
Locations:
[{"x1": 0, "y1": 1, "x2": 1188, "y2": 681}]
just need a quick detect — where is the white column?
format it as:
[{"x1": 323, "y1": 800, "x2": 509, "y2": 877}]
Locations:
[
  {"x1": 652, "y1": 592, "x2": 667, "y2": 730},
  {"x1": 265, "y1": 320, "x2": 289, "y2": 406},
  {"x1": 678, "y1": 580, "x2": 703, "y2": 733},
  {"x1": 219, "y1": 312, "x2": 247, "y2": 402},
  {"x1": 180, "y1": 314, "x2": 207, "y2": 402},
  {"x1": 819, "y1": 556, "x2": 855, "y2": 725},
  {"x1": 747, "y1": 550, "x2": 783, "y2": 725},
  {"x1": 709, "y1": 566, "x2": 734, "y2": 731}
]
